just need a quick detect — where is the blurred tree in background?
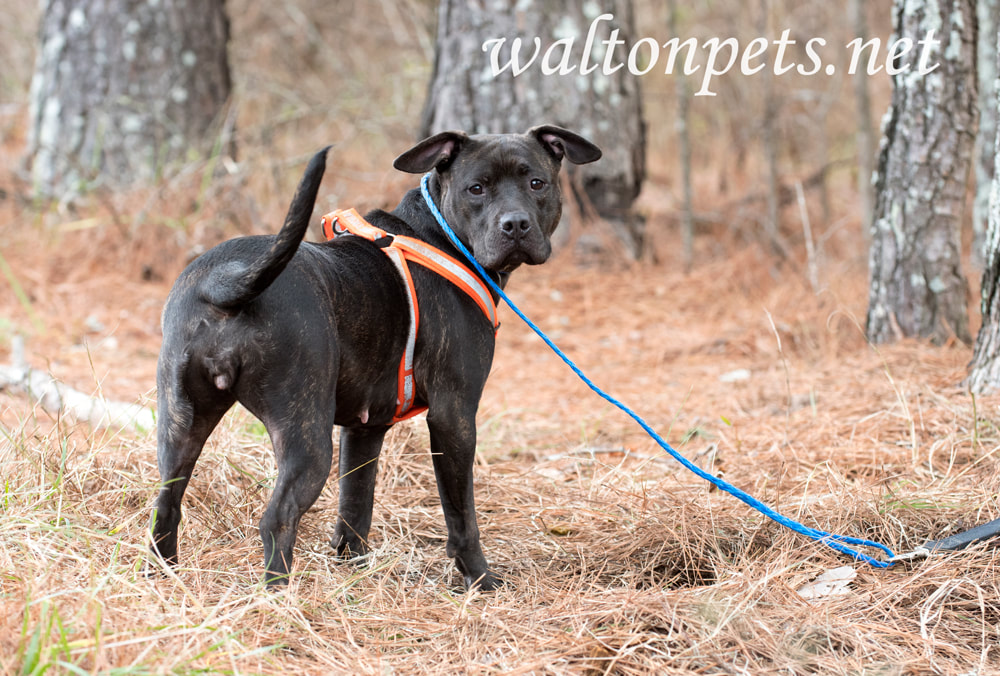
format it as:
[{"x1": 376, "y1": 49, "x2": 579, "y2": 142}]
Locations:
[
  {"x1": 865, "y1": 0, "x2": 976, "y2": 346},
  {"x1": 973, "y1": 0, "x2": 1000, "y2": 267},
  {"x1": 26, "y1": 0, "x2": 233, "y2": 201},
  {"x1": 967, "y1": 29, "x2": 1000, "y2": 393},
  {"x1": 419, "y1": 0, "x2": 647, "y2": 259},
  {"x1": 850, "y1": 0, "x2": 875, "y2": 239}
]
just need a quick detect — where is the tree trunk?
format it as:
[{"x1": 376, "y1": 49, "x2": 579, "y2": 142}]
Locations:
[
  {"x1": 26, "y1": 0, "x2": 233, "y2": 199},
  {"x1": 865, "y1": 0, "x2": 976, "y2": 346},
  {"x1": 967, "y1": 30, "x2": 1000, "y2": 394},
  {"x1": 973, "y1": 0, "x2": 1000, "y2": 267},
  {"x1": 419, "y1": 0, "x2": 646, "y2": 257},
  {"x1": 667, "y1": 0, "x2": 693, "y2": 272},
  {"x1": 759, "y1": 0, "x2": 783, "y2": 259},
  {"x1": 851, "y1": 0, "x2": 875, "y2": 240}
]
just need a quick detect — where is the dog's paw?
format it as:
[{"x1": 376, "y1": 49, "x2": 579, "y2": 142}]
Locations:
[
  {"x1": 143, "y1": 562, "x2": 169, "y2": 580},
  {"x1": 332, "y1": 536, "x2": 371, "y2": 562},
  {"x1": 144, "y1": 548, "x2": 178, "y2": 580},
  {"x1": 465, "y1": 569, "x2": 504, "y2": 592},
  {"x1": 262, "y1": 571, "x2": 292, "y2": 588}
]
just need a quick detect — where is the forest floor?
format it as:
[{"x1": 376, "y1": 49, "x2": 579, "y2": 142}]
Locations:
[{"x1": 1, "y1": 130, "x2": 998, "y2": 674}]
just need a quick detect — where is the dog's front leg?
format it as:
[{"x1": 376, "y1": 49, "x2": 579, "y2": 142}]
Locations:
[
  {"x1": 332, "y1": 425, "x2": 388, "y2": 558},
  {"x1": 427, "y1": 408, "x2": 500, "y2": 591}
]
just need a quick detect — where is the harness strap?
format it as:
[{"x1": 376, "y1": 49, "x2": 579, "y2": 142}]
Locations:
[
  {"x1": 321, "y1": 208, "x2": 499, "y2": 423},
  {"x1": 391, "y1": 237, "x2": 499, "y2": 329},
  {"x1": 382, "y1": 246, "x2": 419, "y2": 419}
]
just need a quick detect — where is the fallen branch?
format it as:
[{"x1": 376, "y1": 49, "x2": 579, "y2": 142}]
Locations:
[{"x1": 0, "y1": 336, "x2": 154, "y2": 433}]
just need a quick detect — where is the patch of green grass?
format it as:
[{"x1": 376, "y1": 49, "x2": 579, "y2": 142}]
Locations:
[
  {"x1": 16, "y1": 598, "x2": 76, "y2": 675},
  {"x1": 243, "y1": 419, "x2": 268, "y2": 440},
  {"x1": 680, "y1": 425, "x2": 714, "y2": 446}
]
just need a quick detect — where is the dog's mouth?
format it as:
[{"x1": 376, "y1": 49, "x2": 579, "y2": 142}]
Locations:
[
  {"x1": 496, "y1": 250, "x2": 531, "y2": 272},
  {"x1": 463, "y1": 213, "x2": 554, "y2": 273},
  {"x1": 478, "y1": 243, "x2": 549, "y2": 273}
]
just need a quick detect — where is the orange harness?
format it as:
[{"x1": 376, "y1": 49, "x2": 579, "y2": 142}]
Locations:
[{"x1": 321, "y1": 208, "x2": 499, "y2": 423}]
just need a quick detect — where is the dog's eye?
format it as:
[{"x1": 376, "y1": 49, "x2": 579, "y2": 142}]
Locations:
[
  {"x1": 468, "y1": 184, "x2": 484, "y2": 196},
  {"x1": 530, "y1": 178, "x2": 546, "y2": 191}
]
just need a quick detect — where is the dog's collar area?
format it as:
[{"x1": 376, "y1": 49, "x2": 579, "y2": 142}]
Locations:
[{"x1": 321, "y1": 207, "x2": 499, "y2": 423}]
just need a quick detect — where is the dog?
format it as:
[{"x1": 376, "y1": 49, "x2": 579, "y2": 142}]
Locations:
[{"x1": 150, "y1": 126, "x2": 601, "y2": 590}]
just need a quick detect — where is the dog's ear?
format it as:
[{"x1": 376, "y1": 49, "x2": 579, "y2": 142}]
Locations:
[
  {"x1": 529, "y1": 125, "x2": 602, "y2": 165},
  {"x1": 393, "y1": 131, "x2": 468, "y2": 173}
]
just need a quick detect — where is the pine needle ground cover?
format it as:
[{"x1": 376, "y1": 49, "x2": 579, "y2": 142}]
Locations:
[{"x1": 2, "y1": 219, "x2": 997, "y2": 673}]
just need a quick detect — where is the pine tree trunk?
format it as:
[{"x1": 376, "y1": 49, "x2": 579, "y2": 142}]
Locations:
[
  {"x1": 967, "y1": 29, "x2": 1000, "y2": 393},
  {"x1": 865, "y1": 0, "x2": 976, "y2": 345},
  {"x1": 973, "y1": 0, "x2": 1000, "y2": 267},
  {"x1": 851, "y1": 0, "x2": 875, "y2": 240},
  {"x1": 419, "y1": 0, "x2": 646, "y2": 257},
  {"x1": 667, "y1": 0, "x2": 693, "y2": 272},
  {"x1": 26, "y1": 0, "x2": 233, "y2": 199},
  {"x1": 759, "y1": 1, "x2": 783, "y2": 260}
]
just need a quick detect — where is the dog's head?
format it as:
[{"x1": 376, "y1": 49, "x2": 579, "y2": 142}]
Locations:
[{"x1": 394, "y1": 126, "x2": 601, "y2": 273}]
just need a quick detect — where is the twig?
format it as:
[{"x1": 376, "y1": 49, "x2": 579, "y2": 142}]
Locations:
[
  {"x1": 0, "y1": 336, "x2": 154, "y2": 432},
  {"x1": 795, "y1": 181, "x2": 820, "y2": 293}
]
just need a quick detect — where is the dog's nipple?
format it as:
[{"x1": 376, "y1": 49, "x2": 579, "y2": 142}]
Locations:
[
  {"x1": 359, "y1": 409, "x2": 369, "y2": 425},
  {"x1": 213, "y1": 374, "x2": 231, "y2": 390}
]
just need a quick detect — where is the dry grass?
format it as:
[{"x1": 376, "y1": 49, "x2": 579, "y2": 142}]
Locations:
[
  {"x1": 2, "y1": 227, "x2": 998, "y2": 674},
  {"x1": 2, "y1": 1, "x2": 999, "y2": 674}
]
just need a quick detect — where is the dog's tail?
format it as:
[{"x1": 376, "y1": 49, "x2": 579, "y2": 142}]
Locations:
[{"x1": 201, "y1": 146, "x2": 331, "y2": 308}]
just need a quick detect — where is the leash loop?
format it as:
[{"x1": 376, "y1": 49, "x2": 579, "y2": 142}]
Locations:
[{"x1": 420, "y1": 172, "x2": 896, "y2": 568}]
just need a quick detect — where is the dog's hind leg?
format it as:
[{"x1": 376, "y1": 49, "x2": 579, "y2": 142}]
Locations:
[
  {"x1": 332, "y1": 426, "x2": 388, "y2": 558},
  {"x1": 258, "y1": 413, "x2": 335, "y2": 586},
  {"x1": 150, "y1": 386, "x2": 233, "y2": 567}
]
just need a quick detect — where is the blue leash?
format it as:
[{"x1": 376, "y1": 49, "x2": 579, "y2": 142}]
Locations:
[{"x1": 421, "y1": 172, "x2": 896, "y2": 568}]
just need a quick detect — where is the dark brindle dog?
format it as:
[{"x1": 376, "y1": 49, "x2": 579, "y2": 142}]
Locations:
[{"x1": 151, "y1": 126, "x2": 601, "y2": 589}]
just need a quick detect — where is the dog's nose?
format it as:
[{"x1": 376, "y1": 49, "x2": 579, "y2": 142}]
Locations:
[{"x1": 499, "y1": 212, "x2": 531, "y2": 239}]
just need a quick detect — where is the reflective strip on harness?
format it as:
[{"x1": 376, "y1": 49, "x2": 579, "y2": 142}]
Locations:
[
  {"x1": 321, "y1": 208, "x2": 499, "y2": 424},
  {"x1": 389, "y1": 236, "x2": 499, "y2": 329},
  {"x1": 382, "y1": 246, "x2": 419, "y2": 417}
]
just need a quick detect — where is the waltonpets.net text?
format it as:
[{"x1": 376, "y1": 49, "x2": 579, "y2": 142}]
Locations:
[{"x1": 481, "y1": 13, "x2": 943, "y2": 97}]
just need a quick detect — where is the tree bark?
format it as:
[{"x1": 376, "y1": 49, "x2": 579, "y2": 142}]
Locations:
[
  {"x1": 419, "y1": 0, "x2": 646, "y2": 257},
  {"x1": 760, "y1": 0, "x2": 783, "y2": 259},
  {"x1": 865, "y1": 0, "x2": 976, "y2": 346},
  {"x1": 850, "y1": 0, "x2": 875, "y2": 240},
  {"x1": 667, "y1": 0, "x2": 693, "y2": 272},
  {"x1": 26, "y1": 0, "x2": 233, "y2": 199},
  {"x1": 973, "y1": 0, "x2": 1000, "y2": 267},
  {"x1": 967, "y1": 30, "x2": 1000, "y2": 393}
]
